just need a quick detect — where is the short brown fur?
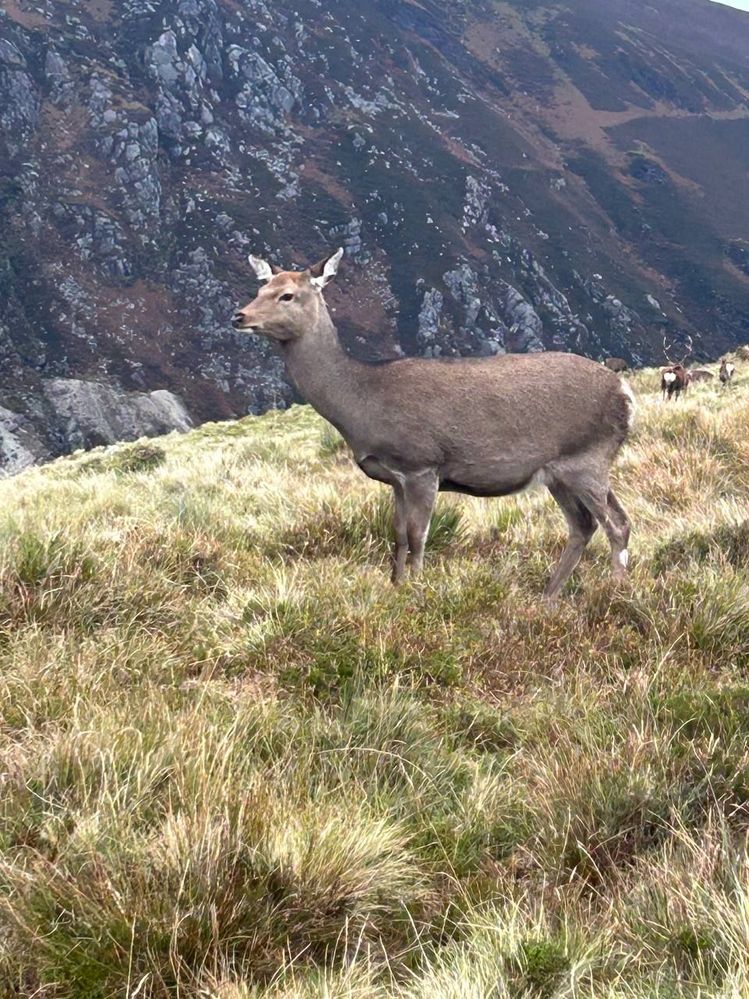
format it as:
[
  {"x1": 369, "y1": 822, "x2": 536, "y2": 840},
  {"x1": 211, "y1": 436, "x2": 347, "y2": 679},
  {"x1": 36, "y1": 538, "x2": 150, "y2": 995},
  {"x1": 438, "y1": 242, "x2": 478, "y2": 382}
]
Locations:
[{"x1": 233, "y1": 251, "x2": 633, "y2": 600}]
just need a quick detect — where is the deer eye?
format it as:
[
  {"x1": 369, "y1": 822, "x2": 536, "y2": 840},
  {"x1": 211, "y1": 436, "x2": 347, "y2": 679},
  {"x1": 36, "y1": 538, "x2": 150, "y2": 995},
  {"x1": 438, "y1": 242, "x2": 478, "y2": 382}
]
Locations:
[{"x1": 279, "y1": 292, "x2": 294, "y2": 302}]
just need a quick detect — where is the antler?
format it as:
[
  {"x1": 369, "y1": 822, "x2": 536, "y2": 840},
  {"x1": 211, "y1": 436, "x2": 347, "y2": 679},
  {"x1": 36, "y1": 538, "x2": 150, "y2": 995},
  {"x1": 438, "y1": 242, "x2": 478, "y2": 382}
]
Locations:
[
  {"x1": 662, "y1": 335, "x2": 676, "y2": 366},
  {"x1": 679, "y1": 334, "x2": 693, "y2": 366},
  {"x1": 663, "y1": 334, "x2": 693, "y2": 366}
]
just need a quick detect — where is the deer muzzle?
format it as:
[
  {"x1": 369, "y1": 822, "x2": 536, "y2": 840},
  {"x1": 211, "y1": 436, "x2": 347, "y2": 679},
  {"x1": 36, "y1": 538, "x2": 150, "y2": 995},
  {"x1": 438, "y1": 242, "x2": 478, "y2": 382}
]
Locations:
[{"x1": 231, "y1": 310, "x2": 259, "y2": 331}]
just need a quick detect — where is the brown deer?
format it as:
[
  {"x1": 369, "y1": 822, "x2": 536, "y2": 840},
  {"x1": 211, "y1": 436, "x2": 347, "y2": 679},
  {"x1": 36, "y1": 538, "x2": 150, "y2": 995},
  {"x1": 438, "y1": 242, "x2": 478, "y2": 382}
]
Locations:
[
  {"x1": 688, "y1": 368, "x2": 714, "y2": 384},
  {"x1": 661, "y1": 335, "x2": 693, "y2": 401},
  {"x1": 603, "y1": 357, "x2": 628, "y2": 373},
  {"x1": 719, "y1": 358, "x2": 736, "y2": 387},
  {"x1": 232, "y1": 250, "x2": 634, "y2": 601}
]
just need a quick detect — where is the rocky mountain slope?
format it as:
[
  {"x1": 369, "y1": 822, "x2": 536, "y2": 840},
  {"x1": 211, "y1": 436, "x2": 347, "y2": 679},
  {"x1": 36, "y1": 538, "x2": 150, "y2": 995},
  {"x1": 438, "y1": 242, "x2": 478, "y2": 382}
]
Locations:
[{"x1": 1, "y1": 0, "x2": 748, "y2": 468}]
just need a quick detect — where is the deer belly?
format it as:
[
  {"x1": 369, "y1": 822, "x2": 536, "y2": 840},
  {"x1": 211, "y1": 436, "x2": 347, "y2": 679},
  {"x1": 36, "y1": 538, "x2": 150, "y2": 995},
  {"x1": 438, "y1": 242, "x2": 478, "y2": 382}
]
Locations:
[{"x1": 439, "y1": 456, "x2": 539, "y2": 497}]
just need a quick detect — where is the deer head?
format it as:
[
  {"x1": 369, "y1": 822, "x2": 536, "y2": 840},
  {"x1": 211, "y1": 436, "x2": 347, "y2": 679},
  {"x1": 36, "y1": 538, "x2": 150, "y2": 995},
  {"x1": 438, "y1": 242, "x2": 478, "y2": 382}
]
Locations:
[
  {"x1": 231, "y1": 248, "x2": 344, "y2": 341},
  {"x1": 662, "y1": 333, "x2": 694, "y2": 368}
]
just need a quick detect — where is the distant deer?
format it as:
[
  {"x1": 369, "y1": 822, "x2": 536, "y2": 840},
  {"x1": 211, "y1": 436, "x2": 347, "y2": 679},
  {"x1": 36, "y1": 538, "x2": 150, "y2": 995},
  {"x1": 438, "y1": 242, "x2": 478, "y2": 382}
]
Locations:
[
  {"x1": 661, "y1": 335, "x2": 693, "y2": 401},
  {"x1": 603, "y1": 357, "x2": 628, "y2": 373},
  {"x1": 688, "y1": 368, "x2": 713, "y2": 384},
  {"x1": 232, "y1": 250, "x2": 634, "y2": 601},
  {"x1": 719, "y1": 358, "x2": 736, "y2": 387}
]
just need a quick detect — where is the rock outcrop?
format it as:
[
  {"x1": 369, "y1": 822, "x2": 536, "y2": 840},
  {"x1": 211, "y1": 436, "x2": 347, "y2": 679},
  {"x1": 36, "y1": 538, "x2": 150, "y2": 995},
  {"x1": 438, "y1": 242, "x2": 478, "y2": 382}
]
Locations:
[
  {"x1": 42, "y1": 380, "x2": 193, "y2": 452},
  {"x1": 0, "y1": 407, "x2": 50, "y2": 477}
]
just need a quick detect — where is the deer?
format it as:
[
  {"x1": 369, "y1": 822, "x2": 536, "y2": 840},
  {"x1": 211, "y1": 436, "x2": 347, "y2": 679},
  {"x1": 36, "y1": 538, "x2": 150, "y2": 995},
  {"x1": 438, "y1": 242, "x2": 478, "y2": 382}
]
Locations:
[
  {"x1": 719, "y1": 358, "x2": 736, "y2": 387},
  {"x1": 688, "y1": 368, "x2": 714, "y2": 384},
  {"x1": 603, "y1": 357, "x2": 628, "y2": 373},
  {"x1": 661, "y1": 335, "x2": 693, "y2": 401},
  {"x1": 231, "y1": 249, "x2": 634, "y2": 601}
]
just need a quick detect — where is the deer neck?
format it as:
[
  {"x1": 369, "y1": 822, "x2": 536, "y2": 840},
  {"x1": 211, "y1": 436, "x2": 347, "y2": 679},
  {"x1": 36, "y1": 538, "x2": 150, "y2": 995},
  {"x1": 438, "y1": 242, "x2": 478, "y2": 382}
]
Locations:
[{"x1": 279, "y1": 304, "x2": 363, "y2": 430}]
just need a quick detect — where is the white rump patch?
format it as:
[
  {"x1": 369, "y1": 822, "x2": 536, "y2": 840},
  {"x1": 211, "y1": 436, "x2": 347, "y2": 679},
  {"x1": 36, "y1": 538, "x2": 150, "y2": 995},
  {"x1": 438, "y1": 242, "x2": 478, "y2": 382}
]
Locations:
[
  {"x1": 619, "y1": 380, "x2": 637, "y2": 431},
  {"x1": 663, "y1": 372, "x2": 677, "y2": 385},
  {"x1": 618, "y1": 549, "x2": 629, "y2": 569},
  {"x1": 311, "y1": 247, "x2": 344, "y2": 289},
  {"x1": 248, "y1": 254, "x2": 274, "y2": 283}
]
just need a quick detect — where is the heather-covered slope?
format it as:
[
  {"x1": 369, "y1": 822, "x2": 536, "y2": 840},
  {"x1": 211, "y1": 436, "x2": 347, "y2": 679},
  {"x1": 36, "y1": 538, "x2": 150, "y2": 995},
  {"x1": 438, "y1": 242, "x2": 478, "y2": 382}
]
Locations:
[
  {"x1": 1, "y1": 0, "x2": 748, "y2": 464},
  {"x1": 3, "y1": 361, "x2": 749, "y2": 995}
]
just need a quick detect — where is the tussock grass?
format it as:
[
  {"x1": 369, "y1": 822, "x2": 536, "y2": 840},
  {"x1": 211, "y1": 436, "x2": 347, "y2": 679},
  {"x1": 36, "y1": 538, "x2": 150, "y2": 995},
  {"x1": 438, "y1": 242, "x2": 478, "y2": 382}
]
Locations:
[{"x1": 2, "y1": 369, "x2": 749, "y2": 996}]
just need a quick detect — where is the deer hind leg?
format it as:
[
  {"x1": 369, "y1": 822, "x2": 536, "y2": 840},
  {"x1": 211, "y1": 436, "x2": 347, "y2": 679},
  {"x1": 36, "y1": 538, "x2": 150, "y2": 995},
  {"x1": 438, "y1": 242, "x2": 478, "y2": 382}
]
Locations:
[
  {"x1": 404, "y1": 469, "x2": 439, "y2": 577},
  {"x1": 391, "y1": 483, "x2": 409, "y2": 585},
  {"x1": 606, "y1": 489, "x2": 631, "y2": 571},
  {"x1": 563, "y1": 474, "x2": 630, "y2": 580},
  {"x1": 544, "y1": 480, "x2": 598, "y2": 602}
]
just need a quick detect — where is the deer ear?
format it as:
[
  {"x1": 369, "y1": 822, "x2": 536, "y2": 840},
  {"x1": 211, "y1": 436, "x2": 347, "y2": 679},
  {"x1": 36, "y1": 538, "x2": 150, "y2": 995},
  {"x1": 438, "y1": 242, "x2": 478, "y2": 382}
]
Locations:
[
  {"x1": 248, "y1": 254, "x2": 274, "y2": 283},
  {"x1": 310, "y1": 247, "x2": 343, "y2": 289}
]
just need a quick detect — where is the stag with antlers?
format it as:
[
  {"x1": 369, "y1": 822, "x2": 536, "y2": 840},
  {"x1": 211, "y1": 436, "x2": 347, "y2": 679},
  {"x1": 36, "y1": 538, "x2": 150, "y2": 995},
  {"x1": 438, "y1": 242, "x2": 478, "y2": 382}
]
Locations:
[{"x1": 661, "y1": 335, "x2": 693, "y2": 402}]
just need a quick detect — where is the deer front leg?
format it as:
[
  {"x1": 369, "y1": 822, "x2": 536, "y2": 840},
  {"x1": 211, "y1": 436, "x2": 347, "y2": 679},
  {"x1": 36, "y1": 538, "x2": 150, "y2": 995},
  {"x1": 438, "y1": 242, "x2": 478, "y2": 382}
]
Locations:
[
  {"x1": 391, "y1": 483, "x2": 409, "y2": 585},
  {"x1": 404, "y1": 469, "x2": 439, "y2": 576}
]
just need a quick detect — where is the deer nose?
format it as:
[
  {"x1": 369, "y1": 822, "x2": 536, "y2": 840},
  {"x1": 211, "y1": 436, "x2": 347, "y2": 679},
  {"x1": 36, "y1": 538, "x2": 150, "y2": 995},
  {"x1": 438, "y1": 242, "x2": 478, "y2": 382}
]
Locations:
[{"x1": 232, "y1": 312, "x2": 247, "y2": 329}]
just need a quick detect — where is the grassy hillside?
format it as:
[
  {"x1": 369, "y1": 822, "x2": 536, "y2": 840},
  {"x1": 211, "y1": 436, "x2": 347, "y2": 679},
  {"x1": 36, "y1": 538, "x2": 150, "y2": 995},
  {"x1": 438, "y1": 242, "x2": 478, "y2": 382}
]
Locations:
[{"x1": 2, "y1": 360, "x2": 749, "y2": 997}]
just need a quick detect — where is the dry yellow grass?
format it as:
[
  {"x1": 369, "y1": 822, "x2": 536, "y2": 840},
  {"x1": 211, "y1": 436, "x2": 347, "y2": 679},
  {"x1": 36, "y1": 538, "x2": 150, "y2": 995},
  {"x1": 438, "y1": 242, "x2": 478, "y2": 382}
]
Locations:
[{"x1": 1, "y1": 361, "x2": 749, "y2": 997}]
